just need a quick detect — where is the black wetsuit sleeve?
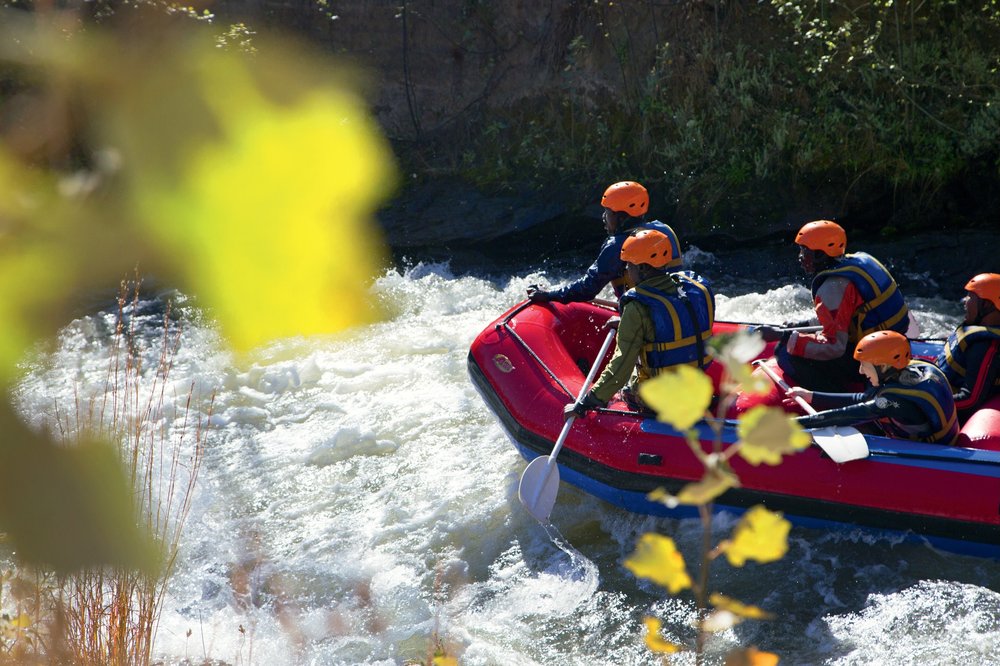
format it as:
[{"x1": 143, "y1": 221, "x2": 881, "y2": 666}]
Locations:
[
  {"x1": 547, "y1": 237, "x2": 621, "y2": 303},
  {"x1": 808, "y1": 391, "x2": 868, "y2": 411},
  {"x1": 954, "y1": 340, "x2": 1000, "y2": 414},
  {"x1": 796, "y1": 394, "x2": 925, "y2": 430}
]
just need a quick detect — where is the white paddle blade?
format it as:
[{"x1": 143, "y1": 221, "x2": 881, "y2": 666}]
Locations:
[
  {"x1": 518, "y1": 455, "x2": 561, "y2": 523},
  {"x1": 810, "y1": 426, "x2": 870, "y2": 463}
]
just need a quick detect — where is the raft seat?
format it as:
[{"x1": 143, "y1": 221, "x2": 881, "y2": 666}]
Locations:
[{"x1": 956, "y1": 394, "x2": 1000, "y2": 451}]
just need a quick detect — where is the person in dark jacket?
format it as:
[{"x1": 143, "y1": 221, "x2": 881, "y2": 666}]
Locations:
[
  {"x1": 757, "y1": 220, "x2": 917, "y2": 392},
  {"x1": 788, "y1": 330, "x2": 959, "y2": 445},
  {"x1": 936, "y1": 273, "x2": 1000, "y2": 420},
  {"x1": 564, "y1": 229, "x2": 714, "y2": 417},
  {"x1": 528, "y1": 181, "x2": 682, "y2": 304}
]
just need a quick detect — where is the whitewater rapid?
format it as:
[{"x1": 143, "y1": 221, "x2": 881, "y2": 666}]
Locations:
[{"x1": 12, "y1": 252, "x2": 1000, "y2": 665}]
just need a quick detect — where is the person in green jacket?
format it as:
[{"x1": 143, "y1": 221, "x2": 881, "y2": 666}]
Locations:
[{"x1": 565, "y1": 229, "x2": 715, "y2": 418}]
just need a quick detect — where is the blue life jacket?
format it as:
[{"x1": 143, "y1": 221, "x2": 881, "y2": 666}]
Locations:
[
  {"x1": 619, "y1": 271, "x2": 714, "y2": 379},
  {"x1": 811, "y1": 252, "x2": 910, "y2": 346},
  {"x1": 937, "y1": 325, "x2": 1000, "y2": 389},
  {"x1": 610, "y1": 220, "x2": 682, "y2": 298},
  {"x1": 877, "y1": 361, "x2": 959, "y2": 444}
]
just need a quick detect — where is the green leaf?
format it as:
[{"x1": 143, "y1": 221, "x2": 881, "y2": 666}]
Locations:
[{"x1": 0, "y1": 405, "x2": 159, "y2": 573}]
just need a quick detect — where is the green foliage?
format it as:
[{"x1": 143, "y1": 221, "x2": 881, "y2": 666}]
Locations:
[{"x1": 444, "y1": 2, "x2": 1000, "y2": 229}]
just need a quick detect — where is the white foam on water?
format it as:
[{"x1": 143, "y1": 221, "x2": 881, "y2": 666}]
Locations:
[{"x1": 6, "y1": 263, "x2": 984, "y2": 665}]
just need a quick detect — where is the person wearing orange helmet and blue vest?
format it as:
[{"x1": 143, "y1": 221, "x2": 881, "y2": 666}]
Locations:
[
  {"x1": 788, "y1": 331, "x2": 959, "y2": 445},
  {"x1": 527, "y1": 181, "x2": 682, "y2": 304},
  {"x1": 564, "y1": 229, "x2": 714, "y2": 418},
  {"x1": 757, "y1": 220, "x2": 917, "y2": 392},
  {"x1": 936, "y1": 273, "x2": 1000, "y2": 420}
]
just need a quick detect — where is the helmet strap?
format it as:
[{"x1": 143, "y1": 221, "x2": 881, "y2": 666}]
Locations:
[{"x1": 877, "y1": 365, "x2": 902, "y2": 384}]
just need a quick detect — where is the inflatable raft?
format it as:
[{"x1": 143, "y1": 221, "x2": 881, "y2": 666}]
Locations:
[{"x1": 468, "y1": 299, "x2": 1000, "y2": 558}]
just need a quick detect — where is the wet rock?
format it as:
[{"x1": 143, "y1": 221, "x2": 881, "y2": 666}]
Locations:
[{"x1": 378, "y1": 180, "x2": 568, "y2": 247}]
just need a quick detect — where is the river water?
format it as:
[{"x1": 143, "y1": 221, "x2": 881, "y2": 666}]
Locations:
[{"x1": 11, "y1": 246, "x2": 1000, "y2": 665}]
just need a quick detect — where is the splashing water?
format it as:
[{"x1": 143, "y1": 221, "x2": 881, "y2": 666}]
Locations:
[{"x1": 10, "y1": 253, "x2": 993, "y2": 665}]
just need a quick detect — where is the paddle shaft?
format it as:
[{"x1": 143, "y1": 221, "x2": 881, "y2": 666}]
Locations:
[
  {"x1": 753, "y1": 360, "x2": 817, "y2": 415},
  {"x1": 742, "y1": 322, "x2": 822, "y2": 333},
  {"x1": 528, "y1": 328, "x2": 617, "y2": 506}
]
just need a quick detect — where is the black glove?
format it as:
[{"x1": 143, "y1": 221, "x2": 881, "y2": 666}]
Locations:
[
  {"x1": 527, "y1": 284, "x2": 554, "y2": 303},
  {"x1": 563, "y1": 392, "x2": 605, "y2": 421},
  {"x1": 753, "y1": 325, "x2": 785, "y2": 343}
]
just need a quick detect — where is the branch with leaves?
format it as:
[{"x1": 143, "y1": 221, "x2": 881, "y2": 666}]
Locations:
[{"x1": 622, "y1": 330, "x2": 811, "y2": 663}]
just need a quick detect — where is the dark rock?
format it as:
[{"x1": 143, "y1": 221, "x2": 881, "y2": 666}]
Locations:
[{"x1": 378, "y1": 180, "x2": 568, "y2": 247}]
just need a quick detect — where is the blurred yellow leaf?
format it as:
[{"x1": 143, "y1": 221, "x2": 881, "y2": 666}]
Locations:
[
  {"x1": 723, "y1": 505, "x2": 790, "y2": 567},
  {"x1": 132, "y1": 42, "x2": 395, "y2": 351},
  {"x1": 737, "y1": 406, "x2": 811, "y2": 466},
  {"x1": 675, "y1": 461, "x2": 739, "y2": 506},
  {"x1": 639, "y1": 365, "x2": 713, "y2": 430},
  {"x1": 713, "y1": 331, "x2": 770, "y2": 395},
  {"x1": 724, "y1": 646, "x2": 781, "y2": 666},
  {"x1": 702, "y1": 609, "x2": 741, "y2": 633},
  {"x1": 724, "y1": 359, "x2": 773, "y2": 396},
  {"x1": 642, "y1": 616, "x2": 683, "y2": 654},
  {"x1": 709, "y1": 593, "x2": 775, "y2": 620},
  {"x1": 432, "y1": 657, "x2": 458, "y2": 666},
  {"x1": 624, "y1": 533, "x2": 692, "y2": 594}
]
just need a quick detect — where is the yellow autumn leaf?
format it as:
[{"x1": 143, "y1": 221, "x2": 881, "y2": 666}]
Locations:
[
  {"x1": 133, "y1": 42, "x2": 394, "y2": 351},
  {"x1": 709, "y1": 593, "x2": 775, "y2": 620},
  {"x1": 432, "y1": 657, "x2": 458, "y2": 666},
  {"x1": 675, "y1": 461, "x2": 740, "y2": 506},
  {"x1": 724, "y1": 359, "x2": 773, "y2": 396},
  {"x1": 639, "y1": 365, "x2": 713, "y2": 431},
  {"x1": 724, "y1": 646, "x2": 781, "y2": 666},
  {"x1": 624, "y1": 533, "x2": 692, "y2": 594},
  {"x1": 737, "y1": 405, "x2": 811, "y2": 466},
  {"x1": 723, "y1": 505, "x2": 790, "y2": 567},
  {"x1": 713, "y1": 331, "x2": 770, "y2": 395},
  {"x1": 642, "y1": 616, "x2": 683, "y2": 655}
]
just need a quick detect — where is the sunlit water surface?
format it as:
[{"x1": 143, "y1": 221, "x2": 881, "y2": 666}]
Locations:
[{"x1": 12, "y1": 249, "x2": 1000, "y2": 666}]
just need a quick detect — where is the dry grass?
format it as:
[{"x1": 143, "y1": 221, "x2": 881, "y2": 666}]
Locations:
[{"x1": 0, "y1": 277, "x2": 210, "y2": 665}]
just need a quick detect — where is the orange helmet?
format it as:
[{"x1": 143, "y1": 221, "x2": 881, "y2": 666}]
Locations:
[
  {"x1": 621, "y1": 229, "x2": 673, "y2": 268},
  {"x1": 853, "y1": 330, "x2": 911, "y2": 370},
  {"x1": 965, "y1": 273, "x2": 1000, "y2": 309},
  {"x1": 795, "y1": 220, "x2": 846, "y2": 258},
  {"x1": 602, "y1": 181, "x2": 649, "y2": 217}
]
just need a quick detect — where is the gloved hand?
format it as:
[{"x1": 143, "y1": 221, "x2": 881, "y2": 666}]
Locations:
[
  {"x1": 603, "y1": 316, "x2": 621, "y2": 331},
  {"x1": 527, "y1": 284, "x2": 553, "y2": 303},
  {"x1": 753, "y1": 325, "x2": 785, "y2": 343},
  {"x1": 563, "y1": 392, "x2": 605, "y2": 421}
]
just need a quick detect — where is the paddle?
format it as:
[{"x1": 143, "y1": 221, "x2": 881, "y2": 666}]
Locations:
[
  {"x1": 518, "y1": 328, "x2": 618, "y2": 523},
  {"x1": 744, "y1": 323, "x2": 822, "y2": 334},
  {"x1": 752, "y1": 360, "x2": 870, "y2": 463}
]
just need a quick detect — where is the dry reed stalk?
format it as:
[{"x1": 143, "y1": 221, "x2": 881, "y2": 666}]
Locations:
[{"x1": 0, "y1": 276, "x2": 210, "y2": 665}]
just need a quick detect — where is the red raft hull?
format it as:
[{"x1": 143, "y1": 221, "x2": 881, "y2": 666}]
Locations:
[{"x1": 468, "y1": 299, "x2": 1000, "y2": 557}]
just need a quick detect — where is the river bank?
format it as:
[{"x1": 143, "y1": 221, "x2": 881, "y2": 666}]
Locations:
[{"x1": 380, "y1": 186, "x2": 999, "y2": 300}]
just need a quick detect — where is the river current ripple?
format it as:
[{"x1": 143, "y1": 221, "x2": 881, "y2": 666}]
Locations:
[{"x1": 11, "y1": 247, "x2": 1000, "y2": 666}]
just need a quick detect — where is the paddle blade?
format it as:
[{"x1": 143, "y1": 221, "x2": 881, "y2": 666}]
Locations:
[
  {"x1": 518, "y1": 455, "x2": 561, "y2": 523},
  {"x1": 811, "y1": 427, "x2": 870, "y2": 463}
]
